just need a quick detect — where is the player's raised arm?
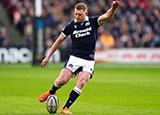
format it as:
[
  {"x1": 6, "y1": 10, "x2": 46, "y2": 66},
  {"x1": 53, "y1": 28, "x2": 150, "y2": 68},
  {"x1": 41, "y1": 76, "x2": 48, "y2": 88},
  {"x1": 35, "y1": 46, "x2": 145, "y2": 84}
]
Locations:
[
  {"x1": 41, "y1": 34, "x2": 65, "y2": 67},
  {"x1": 99, "y1": 0, "x2": 122, "y2": 25}
]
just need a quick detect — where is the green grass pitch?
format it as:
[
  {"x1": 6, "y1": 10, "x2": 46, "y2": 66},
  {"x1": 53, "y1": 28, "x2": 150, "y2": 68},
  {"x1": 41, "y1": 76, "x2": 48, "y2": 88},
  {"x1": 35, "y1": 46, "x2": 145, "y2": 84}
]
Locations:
[{"x1": 0, "y1": 63, "x2": 160, "y2": 115}]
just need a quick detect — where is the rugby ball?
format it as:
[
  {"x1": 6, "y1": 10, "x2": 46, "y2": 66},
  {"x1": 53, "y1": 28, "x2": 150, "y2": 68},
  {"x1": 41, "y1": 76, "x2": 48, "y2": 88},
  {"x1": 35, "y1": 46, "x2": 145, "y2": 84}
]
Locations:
[{"x1": 46, "y1": 95, "x2": 59, "y2": 114}]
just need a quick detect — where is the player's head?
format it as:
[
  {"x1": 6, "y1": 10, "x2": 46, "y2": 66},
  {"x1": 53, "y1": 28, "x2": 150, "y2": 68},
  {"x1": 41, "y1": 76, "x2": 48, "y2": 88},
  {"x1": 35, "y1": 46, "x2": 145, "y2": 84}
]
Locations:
[{"x1": 74, "y1": 3, "x2": 88, "y2": 23}]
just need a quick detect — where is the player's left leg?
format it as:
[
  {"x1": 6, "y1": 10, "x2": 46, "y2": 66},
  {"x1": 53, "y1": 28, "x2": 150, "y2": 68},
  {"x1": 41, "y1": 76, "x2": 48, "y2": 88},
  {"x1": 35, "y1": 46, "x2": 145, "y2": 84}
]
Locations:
[{"x1": 60, "y1": 71, "x2": 91, "y2": 114}]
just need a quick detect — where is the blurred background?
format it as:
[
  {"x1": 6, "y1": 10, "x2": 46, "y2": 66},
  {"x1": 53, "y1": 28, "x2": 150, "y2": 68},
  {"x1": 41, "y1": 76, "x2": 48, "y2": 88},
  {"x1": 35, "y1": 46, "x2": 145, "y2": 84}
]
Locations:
[
  {"x1": 0, "y1": 0, "x2": 160, "y2": 64},
  {"x1": 1, "y1": 1, "x2": 160, "y2": 114}
]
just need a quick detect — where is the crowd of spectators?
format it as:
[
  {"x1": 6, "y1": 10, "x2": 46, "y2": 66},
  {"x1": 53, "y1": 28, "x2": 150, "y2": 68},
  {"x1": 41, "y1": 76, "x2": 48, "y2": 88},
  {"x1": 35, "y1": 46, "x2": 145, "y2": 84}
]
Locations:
[
  {"x1": 0, "y1": 21, "x2": 10, "y2": 47},
  {"x1": 1, "y1": 0, "x2": 160, "y2": 49}
]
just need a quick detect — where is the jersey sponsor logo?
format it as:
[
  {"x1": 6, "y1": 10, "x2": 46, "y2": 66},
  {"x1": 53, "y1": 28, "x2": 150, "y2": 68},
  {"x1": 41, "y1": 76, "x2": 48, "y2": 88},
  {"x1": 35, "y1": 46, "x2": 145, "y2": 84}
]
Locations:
[{"x1": 73, "y1": 27, "x2": 92, "y2": 38}]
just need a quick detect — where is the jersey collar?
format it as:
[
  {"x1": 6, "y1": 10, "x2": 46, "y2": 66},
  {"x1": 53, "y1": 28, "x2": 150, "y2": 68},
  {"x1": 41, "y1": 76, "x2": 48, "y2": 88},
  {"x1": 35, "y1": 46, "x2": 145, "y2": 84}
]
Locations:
[{"x1": 74, "y1": 16, "x2": 89, "y2": 23}]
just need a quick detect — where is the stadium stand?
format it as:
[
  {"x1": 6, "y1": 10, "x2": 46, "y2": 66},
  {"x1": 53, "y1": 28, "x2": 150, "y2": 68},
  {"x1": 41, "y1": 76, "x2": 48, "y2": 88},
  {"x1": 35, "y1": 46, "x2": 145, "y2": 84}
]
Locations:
[{"x1": 0, "y1": 0, "x2": 160, "y2": 48}]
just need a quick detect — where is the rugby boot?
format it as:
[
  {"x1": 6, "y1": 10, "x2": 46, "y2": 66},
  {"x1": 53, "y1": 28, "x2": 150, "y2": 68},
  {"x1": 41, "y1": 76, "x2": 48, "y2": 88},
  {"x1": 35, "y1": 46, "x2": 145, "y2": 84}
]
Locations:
[
  {"x1": 39, "y1": 91, "x2": 56, "y2": 102},
  {"x1": 60, "y1": 107, "x2": 72, "y2": 114}
]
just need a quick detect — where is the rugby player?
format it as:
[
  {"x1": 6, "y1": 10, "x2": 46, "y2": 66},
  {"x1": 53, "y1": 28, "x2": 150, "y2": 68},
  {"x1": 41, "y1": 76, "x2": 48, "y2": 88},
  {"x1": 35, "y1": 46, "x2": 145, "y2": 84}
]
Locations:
[{"x1": 39, "y1": 1, "x2": 122, "y2": 114}]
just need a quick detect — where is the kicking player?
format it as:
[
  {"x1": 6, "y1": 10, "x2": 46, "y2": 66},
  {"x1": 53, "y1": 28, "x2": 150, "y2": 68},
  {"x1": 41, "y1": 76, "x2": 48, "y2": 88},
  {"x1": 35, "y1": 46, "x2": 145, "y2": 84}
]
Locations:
[{"x1": 39, "y1": 1, "x2": 122, "y2": 114}]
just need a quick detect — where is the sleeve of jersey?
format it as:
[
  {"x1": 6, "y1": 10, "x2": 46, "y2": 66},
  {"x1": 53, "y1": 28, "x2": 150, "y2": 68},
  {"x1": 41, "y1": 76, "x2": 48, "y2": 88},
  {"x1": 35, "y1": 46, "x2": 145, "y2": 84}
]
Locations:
[
  {"x1": 91, "y1": 16, "x2": 102, "y2": 29},
  {"x1": 97, "y1": 16, "x2": 103, "y2": 26},
  {"x1": 61, "y1": 23, "x2": 72, "y2": 38}
]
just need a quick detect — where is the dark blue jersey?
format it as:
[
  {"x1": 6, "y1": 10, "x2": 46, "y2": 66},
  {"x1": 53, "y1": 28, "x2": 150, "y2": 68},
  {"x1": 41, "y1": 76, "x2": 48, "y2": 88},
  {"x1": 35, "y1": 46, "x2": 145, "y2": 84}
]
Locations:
[{"x1": 61, "y1": 16, "x2": 101, "y2": 60}]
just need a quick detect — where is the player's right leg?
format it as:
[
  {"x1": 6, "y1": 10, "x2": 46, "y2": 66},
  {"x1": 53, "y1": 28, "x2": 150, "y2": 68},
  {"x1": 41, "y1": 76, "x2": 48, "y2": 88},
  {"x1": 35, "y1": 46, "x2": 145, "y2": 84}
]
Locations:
[{"x1": 39, "y1": 68, "x2": 73, "y2": 102}]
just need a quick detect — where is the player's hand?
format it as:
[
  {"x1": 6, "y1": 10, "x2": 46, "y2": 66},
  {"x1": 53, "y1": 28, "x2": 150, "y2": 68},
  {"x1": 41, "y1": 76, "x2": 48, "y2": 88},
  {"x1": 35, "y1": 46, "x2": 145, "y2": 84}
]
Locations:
[
  {"x1": 41, "y1": 57, "x2": 49, "y2": 67},
  {"x1": 112, "y1": 0, "x2": 123, "y2": 9}
]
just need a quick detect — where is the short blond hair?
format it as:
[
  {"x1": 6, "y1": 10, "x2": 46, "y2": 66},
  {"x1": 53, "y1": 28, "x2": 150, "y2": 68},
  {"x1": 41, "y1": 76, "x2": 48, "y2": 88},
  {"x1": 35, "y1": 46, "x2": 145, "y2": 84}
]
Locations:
[{"x1": 74, "y1": 3, "x2": 88, "y2": 11}]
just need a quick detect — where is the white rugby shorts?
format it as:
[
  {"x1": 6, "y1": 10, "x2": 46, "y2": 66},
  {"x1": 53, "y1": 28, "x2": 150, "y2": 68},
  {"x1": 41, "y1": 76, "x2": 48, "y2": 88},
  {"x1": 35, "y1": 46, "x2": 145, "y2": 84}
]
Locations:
[{"x1": 64, "y1": 55, "x2": 95, "y2": 76}]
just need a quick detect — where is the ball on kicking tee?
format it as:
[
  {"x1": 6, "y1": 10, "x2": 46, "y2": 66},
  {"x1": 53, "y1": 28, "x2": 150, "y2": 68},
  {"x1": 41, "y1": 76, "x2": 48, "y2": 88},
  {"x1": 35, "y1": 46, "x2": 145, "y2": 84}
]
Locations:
[{"x1": 46, "y1": 95, "x2": 59, "y2": 114}]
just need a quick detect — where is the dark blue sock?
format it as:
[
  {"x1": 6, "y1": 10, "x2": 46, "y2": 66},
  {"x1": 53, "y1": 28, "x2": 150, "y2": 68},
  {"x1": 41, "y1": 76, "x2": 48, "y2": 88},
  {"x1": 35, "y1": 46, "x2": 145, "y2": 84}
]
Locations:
[
  {"x1": 63, "y1": 87, "x2": 81, "y2": 109},
  {"x1": 49, "y1": 82, "x2": 61, "y2": 94}
]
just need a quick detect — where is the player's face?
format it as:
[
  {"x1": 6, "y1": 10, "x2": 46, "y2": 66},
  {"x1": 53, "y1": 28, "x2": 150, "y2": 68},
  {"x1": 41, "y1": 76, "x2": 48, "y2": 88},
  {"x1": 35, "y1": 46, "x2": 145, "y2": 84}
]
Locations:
[{"x1": 74, "y1": 9, "x2": 87, "y2": 23}]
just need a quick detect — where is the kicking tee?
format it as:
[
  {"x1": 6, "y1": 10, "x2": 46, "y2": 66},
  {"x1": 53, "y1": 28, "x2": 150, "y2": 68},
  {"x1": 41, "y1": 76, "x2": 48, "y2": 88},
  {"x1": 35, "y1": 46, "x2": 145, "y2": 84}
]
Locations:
[{"x1": 61, "y1": 16, "x2": 101, "y2": 60}]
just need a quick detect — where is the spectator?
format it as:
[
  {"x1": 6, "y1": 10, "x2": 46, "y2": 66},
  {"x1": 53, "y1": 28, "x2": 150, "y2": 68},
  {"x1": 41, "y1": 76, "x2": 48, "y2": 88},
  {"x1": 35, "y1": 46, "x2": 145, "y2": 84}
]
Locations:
[
  {"x1": 0, "y1": 27, "x2": 10, "y2": 47},
  {"x1": 98, "y1": 26, "x2": 115, "y2": 49}
]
